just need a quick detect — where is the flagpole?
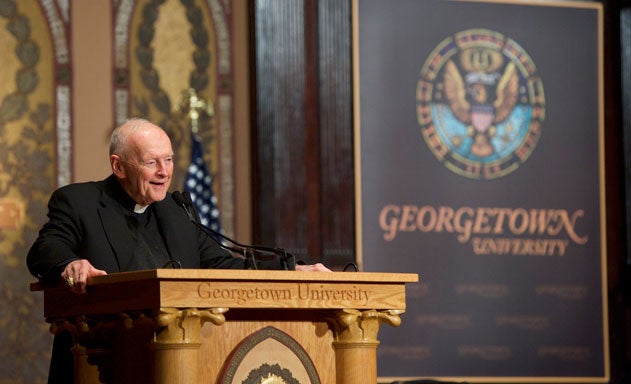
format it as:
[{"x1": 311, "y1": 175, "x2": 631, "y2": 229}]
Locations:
[{"x1": 177, "y1": 88, "x2": 222, "y2": 232}]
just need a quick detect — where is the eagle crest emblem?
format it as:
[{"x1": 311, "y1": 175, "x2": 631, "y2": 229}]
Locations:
[{"x1": 417, "y1": 29, "x2": 545, "y2": 179}]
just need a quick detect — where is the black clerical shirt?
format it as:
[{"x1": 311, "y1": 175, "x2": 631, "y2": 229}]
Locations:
[
  {"x1": 123, "y1": 205, "x2": 171, "y2": 270},
  {"x1": 113, "y1": 182, "x2": 172, "y2": 271}
]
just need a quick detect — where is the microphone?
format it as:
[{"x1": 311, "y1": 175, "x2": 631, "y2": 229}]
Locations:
[
  {"x1": 172, "y1": 191, "x2": 193, "y2": 219},
  {"x1": 172, "y1": 191, "x2": 295, "y2": 270}
]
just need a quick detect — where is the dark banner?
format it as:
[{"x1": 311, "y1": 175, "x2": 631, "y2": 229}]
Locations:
[{"x1": 354, "y1": 0, "x2": 607, "y2": 382}]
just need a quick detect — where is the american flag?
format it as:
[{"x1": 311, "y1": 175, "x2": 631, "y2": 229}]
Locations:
[{"x1": 184, "y1": 133, "x2": 221, "y2": 232}]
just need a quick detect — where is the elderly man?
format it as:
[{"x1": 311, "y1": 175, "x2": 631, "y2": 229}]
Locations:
[{"x1": 27, "y1": 117, "x2": 329, "y2": 382}]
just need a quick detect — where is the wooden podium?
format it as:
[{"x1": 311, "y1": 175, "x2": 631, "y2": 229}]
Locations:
[{"x1": 32, "y1": 269, "x2": 418, "y2": 384}]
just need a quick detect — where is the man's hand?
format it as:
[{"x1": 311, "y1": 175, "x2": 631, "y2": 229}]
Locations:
[
  {"x1": 295, "y1": 263, "x2": 331, "y2": 272},
  {"x1": 61, "y1": 259, "x2": 107, "y2": 294}
]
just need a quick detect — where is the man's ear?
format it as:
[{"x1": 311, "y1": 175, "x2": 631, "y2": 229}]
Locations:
[{"x1": 111, "y1": 155, "x2": 125, "y2": 178}]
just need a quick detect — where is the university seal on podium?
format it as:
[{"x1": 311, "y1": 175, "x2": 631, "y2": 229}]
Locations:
[
  {"x1": 416, "y1": 29, "x2": 545, "y2": 179},
  {"x1": 219, "y1": 326, "x2": 321, "y2": 384}
]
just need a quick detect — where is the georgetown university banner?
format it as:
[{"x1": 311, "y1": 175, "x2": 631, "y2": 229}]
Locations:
[{"x1": 353, "y1": 0, "x2": 607, "y2": 382}]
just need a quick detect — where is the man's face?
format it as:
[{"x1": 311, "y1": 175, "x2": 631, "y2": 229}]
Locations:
[{"x1": 113, "y1": 125, "x2": 174, "y2": 205}]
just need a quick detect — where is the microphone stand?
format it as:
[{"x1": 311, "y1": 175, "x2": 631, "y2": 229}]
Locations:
[
  {"x1": 173, "y1": 191, "x2": 295, "y2": 270},
  {"x1": 188, "y1": 218, "x2": 259, "y2": 269}
]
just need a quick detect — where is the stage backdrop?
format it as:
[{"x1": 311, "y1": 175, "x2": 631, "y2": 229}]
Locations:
[{"x1": 354, "y1": 0, "x2": 607, "y2": 382}]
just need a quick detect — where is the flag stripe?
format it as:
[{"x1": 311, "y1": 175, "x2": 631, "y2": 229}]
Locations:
[{"x1": 184, "y1": 133, "x2": 221, "y2": 232}]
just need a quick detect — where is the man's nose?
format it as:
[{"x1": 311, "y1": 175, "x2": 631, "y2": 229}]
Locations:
[{"x1": 155, "y1": 160, "x2": 171, "y2": 174}]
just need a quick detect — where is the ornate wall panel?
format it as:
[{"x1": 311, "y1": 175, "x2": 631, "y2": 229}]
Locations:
[
  {"x1": 0, "y1": 0, "x2": 72, "y2": 381},
  {"x1": 113, "y1": 0, "x2": 235, "y2": 235}
]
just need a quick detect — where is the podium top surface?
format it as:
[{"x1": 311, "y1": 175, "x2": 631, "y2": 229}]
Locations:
[
  {"x1": 98, "y1": 268, "x2": 418, "y2": 284},
  {"x1": 32, "y1": 270, "x2": 419, "y2": 318},
  {"x1": 32, "y1": 269, "x2": 419, "y2": 291}
]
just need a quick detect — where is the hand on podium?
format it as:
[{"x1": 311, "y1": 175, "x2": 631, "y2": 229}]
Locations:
[
  {"x1": 295, "y1": 262, "x2": 331, "y2": 272},
  {"x1": 61, "y1": 259, "x2": 107, "y2": 294}
]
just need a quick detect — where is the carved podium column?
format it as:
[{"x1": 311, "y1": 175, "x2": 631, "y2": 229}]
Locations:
[
  {"x1": 330, "y1": 309, "x2": 403, "y2": 384},
  {"x1": 152, "y1": 307, "x2": 227, "y2": 384},
  {"x1": 49, "y1": 317, "x2": 103, "y2": 384}
]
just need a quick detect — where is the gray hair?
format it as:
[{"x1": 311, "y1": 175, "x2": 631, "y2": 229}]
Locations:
[{"x1": 109, "y1": 118, "x2": 153, "y2": 157}]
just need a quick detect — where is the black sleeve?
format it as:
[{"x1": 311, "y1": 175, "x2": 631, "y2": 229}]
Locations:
[{"x1": 27, "y1": 187, "x2": 84, "y2": 282}]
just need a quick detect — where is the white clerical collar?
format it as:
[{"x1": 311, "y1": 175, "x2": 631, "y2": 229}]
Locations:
[{"x1": 134, "y1": 204, "x2": 149, "y2": 214}]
